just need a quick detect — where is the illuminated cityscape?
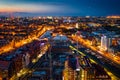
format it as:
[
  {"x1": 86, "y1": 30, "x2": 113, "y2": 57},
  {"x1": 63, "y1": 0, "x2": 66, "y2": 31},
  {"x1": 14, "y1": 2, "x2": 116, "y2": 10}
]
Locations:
[{"x1": 0, "y1": 0, "x2": 120, "y2": 80}]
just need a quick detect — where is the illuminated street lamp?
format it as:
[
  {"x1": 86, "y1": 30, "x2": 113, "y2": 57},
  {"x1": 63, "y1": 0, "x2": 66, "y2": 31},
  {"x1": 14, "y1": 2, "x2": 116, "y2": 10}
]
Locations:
[
  {"x1": 76, "y1": 68, "x2": 80, "y2": 71},
  {"x1": 76, "y1": 67, "x2": 80, "y2": 80}
]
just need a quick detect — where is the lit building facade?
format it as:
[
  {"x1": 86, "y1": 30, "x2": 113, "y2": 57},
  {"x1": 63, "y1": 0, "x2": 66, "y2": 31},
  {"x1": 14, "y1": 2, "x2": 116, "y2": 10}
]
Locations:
[
  {"x1": 63, "y1": 60, "x2": 76, "y2": 80},
  {"x1": 101, "y1": 35, "x2": 112, "y2": 51},
  {"x1": 76, "y1": 23, "x2": 79, "y2": 28}
]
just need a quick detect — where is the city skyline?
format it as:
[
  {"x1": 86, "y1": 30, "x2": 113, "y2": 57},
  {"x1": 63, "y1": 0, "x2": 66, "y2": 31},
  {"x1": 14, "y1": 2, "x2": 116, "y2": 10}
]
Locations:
[
  {"x1": 0, "y1": 12, "x2": 120, "y2": 79},
  {"x1": 0, "y1": 0, "x2": 120, "y2": 16}
]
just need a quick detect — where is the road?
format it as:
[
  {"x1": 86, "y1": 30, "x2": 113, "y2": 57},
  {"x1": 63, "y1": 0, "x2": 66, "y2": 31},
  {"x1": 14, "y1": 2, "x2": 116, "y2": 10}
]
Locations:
[
  {"x1": 10, "y1": 43, "x2": 50, "y2": 80},
  {"x1": 0, "y1": 26, "x2": 53, "y2": 54},
  {"x1": 69, "y1": 45, "x2": 120, "y2": 79},
  {"x1": 70, "y1": 35, "x2": 120, "y2": 65}
]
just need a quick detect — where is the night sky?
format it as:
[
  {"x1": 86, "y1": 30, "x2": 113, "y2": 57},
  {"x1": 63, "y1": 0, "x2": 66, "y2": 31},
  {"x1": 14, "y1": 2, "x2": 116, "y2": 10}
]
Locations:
[{"x1": 0, "y1": 0, "x2": 120, "y2": 16}]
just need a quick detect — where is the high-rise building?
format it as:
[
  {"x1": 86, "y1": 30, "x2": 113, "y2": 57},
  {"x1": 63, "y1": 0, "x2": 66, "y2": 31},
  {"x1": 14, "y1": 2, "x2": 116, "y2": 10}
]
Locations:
[
  {"x1": 101, "y1": 35, "x2": 112, "y2": 51},
  {"x1": 101, "y1": 36, "x2": 104, "y2": 49}
]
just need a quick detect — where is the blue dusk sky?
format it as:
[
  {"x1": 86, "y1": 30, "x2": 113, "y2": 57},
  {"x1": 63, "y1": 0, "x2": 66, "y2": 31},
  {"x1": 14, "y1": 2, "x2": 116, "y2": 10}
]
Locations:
[{"x1": 0, "y1": 0, "x2": 120, "y2": 16}]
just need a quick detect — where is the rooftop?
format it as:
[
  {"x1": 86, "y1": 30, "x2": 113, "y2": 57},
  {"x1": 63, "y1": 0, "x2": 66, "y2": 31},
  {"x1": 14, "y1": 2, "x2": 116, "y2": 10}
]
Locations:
[{"x1": 0, "y1": 60, "x2": 11, "y2": 70}]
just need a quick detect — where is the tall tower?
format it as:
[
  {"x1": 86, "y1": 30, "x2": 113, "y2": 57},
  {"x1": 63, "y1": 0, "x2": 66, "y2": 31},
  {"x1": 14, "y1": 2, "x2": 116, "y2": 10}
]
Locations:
[
  {"x1": 104, "y1": 36, "x2": 108, "y2": 50},
  {"x1": 101, "y1": 36, "x2": 104, "y2": 49},
  {"x1": 107, "y1": 37, "x2": 112, "y2": 49},
  {"x1": 101, "y1": 35, "x2": 112, "y2": 51}
]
